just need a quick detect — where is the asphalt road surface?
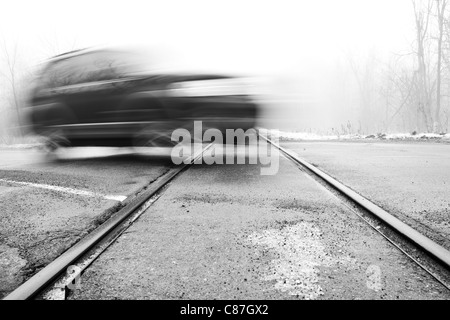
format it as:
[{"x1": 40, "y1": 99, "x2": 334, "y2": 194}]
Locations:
[
  {"x1": 0, "y1": 147, "x2": 173, "y2": 298},
  {"x1": 281, "y1": 141, "x2": 450, "y2": 250},
  {"x1": 1, "y1": 142, "x2": 449, "y2": 300}
]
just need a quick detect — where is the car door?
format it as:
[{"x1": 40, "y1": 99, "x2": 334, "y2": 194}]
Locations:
[{"x1": 45, "y1": 51, "x2": 130, "y2": 125}]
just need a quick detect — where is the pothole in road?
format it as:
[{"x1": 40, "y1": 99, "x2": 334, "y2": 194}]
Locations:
[
  {"x1": 248, "y1": 221, "x2": 358, "y2": 300},
  {"x1": 0, "y1": 244, "x2": 27, "y2": 298}
]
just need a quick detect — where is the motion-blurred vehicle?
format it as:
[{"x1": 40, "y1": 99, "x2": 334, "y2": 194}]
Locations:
[{"x1": 25, "y1": 47, "x2": 258, "y2": 150}]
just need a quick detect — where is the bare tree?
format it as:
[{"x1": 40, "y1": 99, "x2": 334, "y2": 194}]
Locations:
[
  {"x1": 347, "y1": 52, "x2": 382, "y2": 134},
  {"x1": 412, "y1": 0, "x2": 435, "y2": 132},
  {"x1": 0, "y1": 37, "x2": 22, "y2": 136},
  {"x1": 382, "y1": 60, "x2": 416, "y2": 132},
  {"x1": 435, "y1": 0, "x2": 447, "y2": 132}
]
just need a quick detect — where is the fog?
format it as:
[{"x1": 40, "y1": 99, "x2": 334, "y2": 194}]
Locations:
[{"x1": 2, "y1": 0, "x2": 448, "y2": 138}]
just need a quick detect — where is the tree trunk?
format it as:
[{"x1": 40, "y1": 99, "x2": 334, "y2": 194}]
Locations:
[{"x1": 435, "y1": 0, "x2": 447, "y2": 132}]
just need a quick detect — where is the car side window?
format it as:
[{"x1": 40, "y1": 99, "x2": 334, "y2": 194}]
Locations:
[{"x1": 41, "y1": 51, "x2": 129, "y2": 88}]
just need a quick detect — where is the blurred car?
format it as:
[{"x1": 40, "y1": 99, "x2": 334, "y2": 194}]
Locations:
[{"x1": 25, "y1": 47, "x2": 259, "y2": 150}]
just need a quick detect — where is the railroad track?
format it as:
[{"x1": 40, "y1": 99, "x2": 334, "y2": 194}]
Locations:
[
  {"x1": 260, "y1": 133, "x2": 450, "y2": 292},
  {"x1": 3, "y1": 143, "x2": 213, "y2": 300},
  {"x1": 4, "y1": 134, "x2": 450, "y2": 299}
]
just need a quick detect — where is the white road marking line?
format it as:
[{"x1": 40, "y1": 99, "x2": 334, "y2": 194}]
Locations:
[{"x1": 0, "y1": 178, "x2": 127, "y2": 202}]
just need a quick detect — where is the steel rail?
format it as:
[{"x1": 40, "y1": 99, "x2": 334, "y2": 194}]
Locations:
[
  {"x1": 260, "y1": 134, "x2": 450, "y2": 269},
  {"x1": 3, "y1": 143, "x2": 213, "y2": 300}
]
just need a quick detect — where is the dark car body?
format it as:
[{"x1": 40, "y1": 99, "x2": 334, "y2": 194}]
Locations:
[{"x1": 26, "y1": 48, "x2": 258, "y2": 148}]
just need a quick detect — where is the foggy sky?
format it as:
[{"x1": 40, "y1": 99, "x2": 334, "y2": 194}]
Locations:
[{"x1": 1, "y1": 0, "x2": 416, "y2": 131}]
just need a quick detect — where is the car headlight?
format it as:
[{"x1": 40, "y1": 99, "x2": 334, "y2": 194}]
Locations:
[{"x1": 166, "y1": 79, "x2": 249, "y2": 97}]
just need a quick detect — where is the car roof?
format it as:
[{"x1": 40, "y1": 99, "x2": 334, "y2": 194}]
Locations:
[{"x1": 47, "y1": 46, "x2": 119, "y2": 62}]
